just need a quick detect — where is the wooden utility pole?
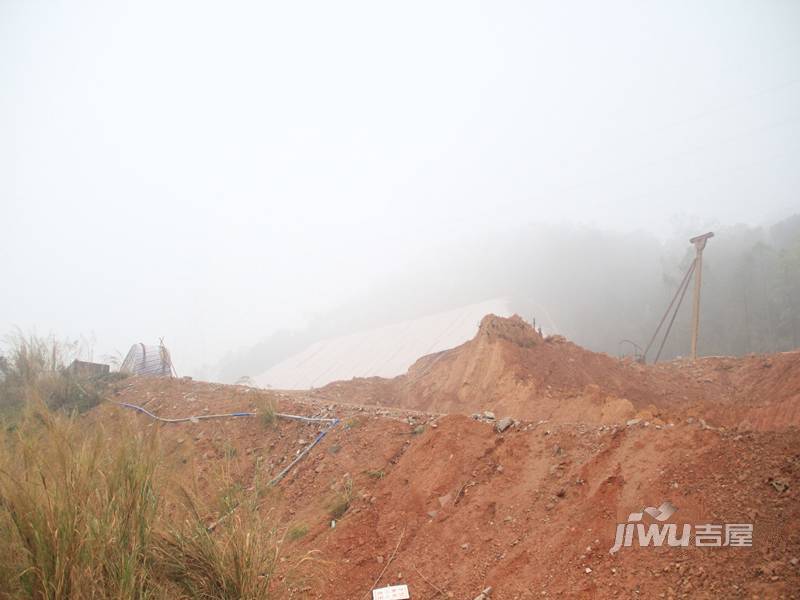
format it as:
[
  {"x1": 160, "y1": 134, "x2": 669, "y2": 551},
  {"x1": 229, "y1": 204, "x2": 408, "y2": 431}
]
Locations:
[{"x1": 689, "y1": 232, "x2": 714, "y2": 359}]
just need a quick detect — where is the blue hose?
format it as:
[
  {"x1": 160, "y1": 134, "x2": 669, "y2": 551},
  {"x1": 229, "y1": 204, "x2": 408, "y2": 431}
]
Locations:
[{"x1": 115, "y1": 401, "x2": 339, "y2": 487}]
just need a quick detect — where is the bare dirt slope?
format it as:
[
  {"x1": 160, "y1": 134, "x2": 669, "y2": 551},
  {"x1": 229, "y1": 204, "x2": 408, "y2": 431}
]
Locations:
[
  {"x1": 97, "y1": 370, "x2": 800, "y2": 599},
  {"x1": 317, "y1": 314, "x2": 800, "y2": 431}
]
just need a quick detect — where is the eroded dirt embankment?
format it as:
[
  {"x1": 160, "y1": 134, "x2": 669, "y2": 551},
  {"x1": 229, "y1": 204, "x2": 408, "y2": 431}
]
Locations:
[
  {"x1": 316, "y1": 314, "x2": 800, "y2": 431},
  {"x1": 96, "y1": 376, "x2": 800, "y2": 599}
]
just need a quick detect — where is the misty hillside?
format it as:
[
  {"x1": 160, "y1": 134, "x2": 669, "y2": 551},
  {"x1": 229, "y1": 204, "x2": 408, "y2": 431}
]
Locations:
[
  {"x1": 212, "y1": 213, "x2": 800, "y2": 383},
  {"x1": 4, "y1": 2, "x2": 800, "y2": 598}
]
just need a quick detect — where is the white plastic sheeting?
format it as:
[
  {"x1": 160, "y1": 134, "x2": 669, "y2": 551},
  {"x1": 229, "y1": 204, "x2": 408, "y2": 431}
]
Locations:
[{"x1": 255, "y1": 298, "x2": 512, "y2": 389}]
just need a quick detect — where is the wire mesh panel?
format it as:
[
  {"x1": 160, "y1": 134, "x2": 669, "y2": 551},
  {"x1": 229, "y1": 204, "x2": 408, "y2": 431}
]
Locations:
[{"x1": 120, "y1": 343, "x2": 175, "y2": 377}]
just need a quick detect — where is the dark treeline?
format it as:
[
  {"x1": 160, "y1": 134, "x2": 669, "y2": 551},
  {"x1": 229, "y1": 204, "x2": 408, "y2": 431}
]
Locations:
[{"x1": 212, "y1": 214, "x2": 800, "y2": 382}]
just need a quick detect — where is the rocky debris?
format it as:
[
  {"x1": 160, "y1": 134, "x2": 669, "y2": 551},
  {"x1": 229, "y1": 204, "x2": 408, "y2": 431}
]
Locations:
[
  {"x1": 472, "y1": 586, "x2": 492, "y2": 600},
  {"x1": 495, "y1": 417, "x2": 514, "y2": 433},
  {"x1": 769, "y1": 478, "x2": 789, "y2": 493},
  {"x1": 472, "y1": 411, "x2": 497, "y2": 423},
  {"x1": 478, "y1": 314, "x2": 541, "y2": 347}
]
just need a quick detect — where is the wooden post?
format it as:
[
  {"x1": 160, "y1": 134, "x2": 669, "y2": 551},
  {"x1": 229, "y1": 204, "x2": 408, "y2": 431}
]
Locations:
[{"x1": 689, "y1": 232, "x2": 714, "y2": 359}]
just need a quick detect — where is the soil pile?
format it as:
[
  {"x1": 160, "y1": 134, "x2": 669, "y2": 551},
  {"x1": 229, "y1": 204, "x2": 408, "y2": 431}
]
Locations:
[{"x1": 318, "y1": 314, "x2": 800, "y2": 430}]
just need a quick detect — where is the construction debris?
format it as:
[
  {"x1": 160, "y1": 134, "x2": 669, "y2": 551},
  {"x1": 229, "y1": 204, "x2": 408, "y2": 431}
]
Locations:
[
  {"x1": 472, "y1": 586, "x2": 493, "y2": 600},
  {"x1": 67, "y1": 359, "x2": 110, "y2": 378},
  {"x1": 495, "y1": 417, "x2": 514, "y2": 433},
  {"x1": 120, "y1": 341, "x2": 176, "y2": 377}
]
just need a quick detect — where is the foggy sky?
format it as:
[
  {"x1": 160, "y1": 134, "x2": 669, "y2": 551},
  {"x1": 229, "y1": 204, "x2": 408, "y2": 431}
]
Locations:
[{"x1": 2, "y1": 1, "x2": 799, "y2": 375}]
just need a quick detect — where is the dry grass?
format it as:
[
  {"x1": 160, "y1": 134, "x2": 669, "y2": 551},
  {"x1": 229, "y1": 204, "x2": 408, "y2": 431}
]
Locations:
[
  {"x1": 286, "y1": 523, "x2": 309, "y2": 541},
  {"x1": 0, "y1": 406, "x2": 295, "y2": 599},
  {"x1": 254, "y1": 394, "x2": 278, "y2": 428},
  {"x1": 0, "y1": 333, "x2": 304, "y2": 599},
  {"x1": 0, "y1": 405, "x2": 160, "y2": 598},
  {"x1": 327, "y1": 477, "x2": 355, "y2": 520},
  {"x1": 152, "y1": 495, "x2": 280, "y2": 600}
]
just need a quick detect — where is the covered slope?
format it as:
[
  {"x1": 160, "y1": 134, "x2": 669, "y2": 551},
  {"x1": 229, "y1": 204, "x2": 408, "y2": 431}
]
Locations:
[{"x1": 254, "y1": 299, "x2": 512, "y2": 389}]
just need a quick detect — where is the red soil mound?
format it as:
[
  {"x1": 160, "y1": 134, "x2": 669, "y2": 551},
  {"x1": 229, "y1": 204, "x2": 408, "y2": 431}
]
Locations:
[{"x1": 318, "y1": 314, "x2": 800, "y2": 430}]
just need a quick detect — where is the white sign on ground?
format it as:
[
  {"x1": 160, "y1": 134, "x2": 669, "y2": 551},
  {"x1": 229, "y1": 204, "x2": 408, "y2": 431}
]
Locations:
[{"x1": 372, "y1": 584, "x2": 410, "y2": 600}]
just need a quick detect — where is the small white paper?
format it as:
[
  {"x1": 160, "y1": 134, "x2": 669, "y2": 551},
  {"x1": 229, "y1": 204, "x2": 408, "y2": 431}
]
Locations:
[{"x1": 372, "y1": 584, "x2": 410, "y2": 600}]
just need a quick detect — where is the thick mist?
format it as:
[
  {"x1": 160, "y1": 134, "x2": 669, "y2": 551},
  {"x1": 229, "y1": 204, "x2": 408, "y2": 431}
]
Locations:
[
  {"x1": 2, "y1": 1, "x2": 799, "y2": 378},
  {"x1": 213, "y1": 216, "x2": 800, "y2": 382}
]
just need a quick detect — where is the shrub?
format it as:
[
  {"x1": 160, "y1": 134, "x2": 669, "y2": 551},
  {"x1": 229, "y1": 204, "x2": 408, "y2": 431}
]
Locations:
[
  {"x1": 327, "y1": 478, "x2": 355, "y2": 520},
  {"x1": 152, "y1": 503, "x2": 280, "y2": 600},
  {"x1": 0, "y1": 331, "x2": 123, "y2": 422},
  {"x1": 287, "y1": 523, "x2": 308, "y2": 541},
  {"x1": 255, "y1": 395, "x2": 278, "y2": 428}
]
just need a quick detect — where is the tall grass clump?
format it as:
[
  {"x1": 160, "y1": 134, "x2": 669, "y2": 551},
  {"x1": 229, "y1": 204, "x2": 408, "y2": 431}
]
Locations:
[
  {"x1": 0, "y1": 331, "x2": 298, "y2": 599},
  {"x1": 152, "y1": 494, "x2": 281, "y2": 600},
  {"x1": 0, "y1": 407, "x2": 160, "y2": 598},
  {"x1": 0, "y1": 410, "x2": 293, "y2": 599},
  {"x1": 254, "y1": 394, "x2": 277, "y2": 428},
  {"x1": 327, "y1": 477, "x2": 355, "y2": 520}
]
